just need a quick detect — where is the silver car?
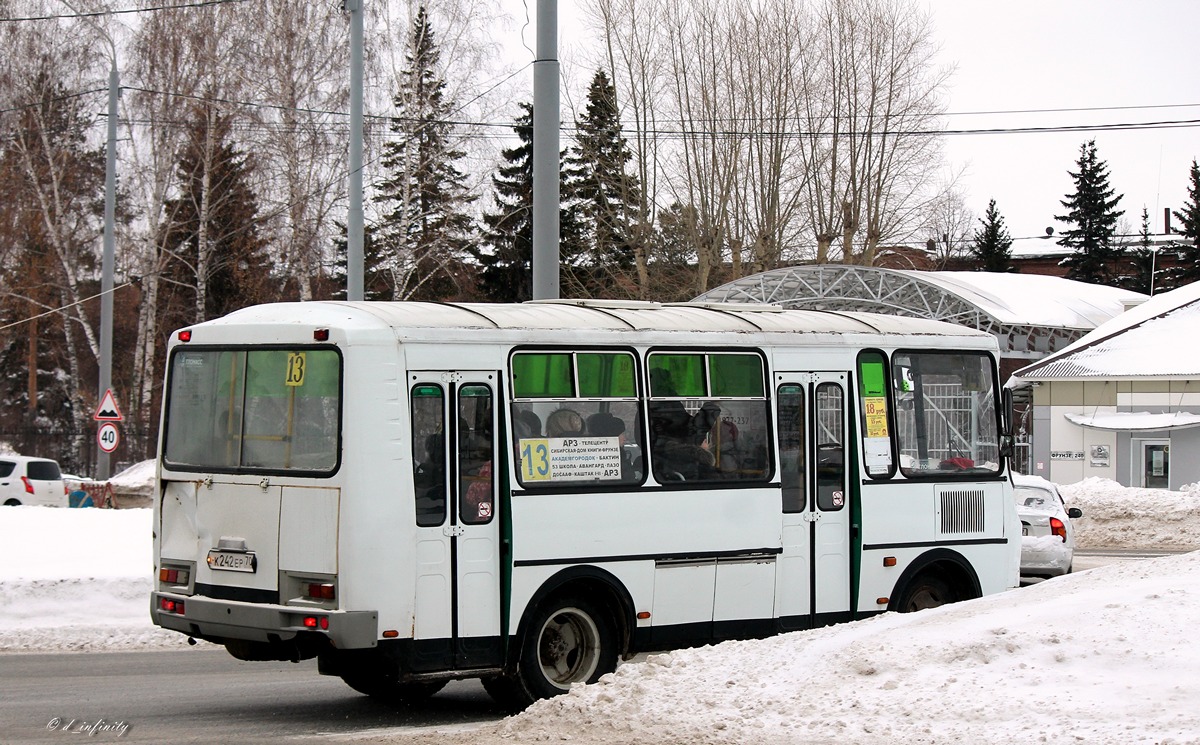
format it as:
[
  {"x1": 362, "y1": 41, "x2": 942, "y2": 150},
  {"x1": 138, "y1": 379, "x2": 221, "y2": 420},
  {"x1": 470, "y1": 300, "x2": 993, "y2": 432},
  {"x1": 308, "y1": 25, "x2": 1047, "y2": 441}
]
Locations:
[
  {"x1": 0, "y1": 455, "x2": 68, "y2": 507},
  {"x1": 1013, "y1": 473, "x2": 1082, "y2": 578}
]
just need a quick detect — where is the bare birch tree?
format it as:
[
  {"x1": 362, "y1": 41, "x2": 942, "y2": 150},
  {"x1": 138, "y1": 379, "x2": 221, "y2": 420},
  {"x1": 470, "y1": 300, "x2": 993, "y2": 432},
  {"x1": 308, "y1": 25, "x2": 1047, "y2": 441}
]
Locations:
[
  {"x1": 231, "y1": 0, "x2": 350, "y2": 301},
  {"x1": 0, "y1": 4, "x2": 107, "y2": 466},
  {"x1": 586, "y1": 0, "x2": 671, "y2": 298},
  {"x1": 798, "y1": 0, "x2": 948, "y2": 265}
]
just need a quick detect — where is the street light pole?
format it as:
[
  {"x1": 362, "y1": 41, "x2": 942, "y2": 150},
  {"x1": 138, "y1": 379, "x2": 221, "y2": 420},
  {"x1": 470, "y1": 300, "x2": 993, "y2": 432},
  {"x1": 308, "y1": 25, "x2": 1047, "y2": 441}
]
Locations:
[
  {"x1": 97, "y1": 57, "x2": 118, "y2": 480},
  {"x1": 345, "y1": 0, "x2": 365, "y2": 301},
  {"x1": 531, "y1": 0, "x2": 560, "y2": 300}
]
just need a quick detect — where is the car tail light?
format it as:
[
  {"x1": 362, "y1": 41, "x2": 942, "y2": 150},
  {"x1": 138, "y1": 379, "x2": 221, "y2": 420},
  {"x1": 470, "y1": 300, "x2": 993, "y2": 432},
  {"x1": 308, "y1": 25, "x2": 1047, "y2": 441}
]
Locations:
[
  {"x1": 1050, "y1": 517, "x2": 1067, "y2": 542},
  {"x1": 20, "y1": 476, "x2": 33, "y2": 495},
  {"x1": 303, "y1": 616, "x2": 330, "y2": 630}
]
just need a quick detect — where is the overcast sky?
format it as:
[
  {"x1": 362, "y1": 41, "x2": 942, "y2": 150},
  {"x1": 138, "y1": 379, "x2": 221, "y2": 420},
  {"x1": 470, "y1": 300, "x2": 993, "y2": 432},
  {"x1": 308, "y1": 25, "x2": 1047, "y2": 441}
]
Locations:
[{"x1": 518, "y1": 0, "x2": 1199, "y2": 245}]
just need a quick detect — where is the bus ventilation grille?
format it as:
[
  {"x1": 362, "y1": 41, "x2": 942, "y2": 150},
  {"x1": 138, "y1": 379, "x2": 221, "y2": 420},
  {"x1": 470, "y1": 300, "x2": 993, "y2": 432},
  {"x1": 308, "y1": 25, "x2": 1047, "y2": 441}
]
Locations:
[{"x1": 939, "y1": 489, "x2": 985, "y2": 534}]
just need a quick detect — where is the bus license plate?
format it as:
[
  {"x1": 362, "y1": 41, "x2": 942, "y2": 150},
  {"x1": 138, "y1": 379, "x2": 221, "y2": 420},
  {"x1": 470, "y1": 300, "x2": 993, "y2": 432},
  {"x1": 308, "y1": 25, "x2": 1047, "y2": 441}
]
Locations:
[{"x1": 207, "y1": 550, "x2": 257, "y2": 573}]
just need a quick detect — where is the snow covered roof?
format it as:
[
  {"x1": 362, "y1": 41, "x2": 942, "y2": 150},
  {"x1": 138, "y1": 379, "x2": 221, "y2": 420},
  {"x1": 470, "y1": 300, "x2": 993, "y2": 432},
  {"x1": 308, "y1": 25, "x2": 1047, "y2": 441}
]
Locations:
[
  {"x1": 909, "y1": 271, "x2": 1140, "y2": 328},
  {"x1": 1012, "y1": 280, "x2": 1200, "y2": 381},
  {"x1": 1065, "y1": 411, "x2": 1200, "y2": 431},
  {"x1": 695, "y1": 265, "x2": 1143, "y2": 332}
]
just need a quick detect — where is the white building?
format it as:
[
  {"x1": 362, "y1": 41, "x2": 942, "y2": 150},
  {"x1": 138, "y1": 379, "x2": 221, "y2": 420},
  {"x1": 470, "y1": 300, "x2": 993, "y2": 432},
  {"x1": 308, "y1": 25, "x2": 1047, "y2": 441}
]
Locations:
[{"x1": 1009, "y1": 281, "x2": 1200, "y2": 489}]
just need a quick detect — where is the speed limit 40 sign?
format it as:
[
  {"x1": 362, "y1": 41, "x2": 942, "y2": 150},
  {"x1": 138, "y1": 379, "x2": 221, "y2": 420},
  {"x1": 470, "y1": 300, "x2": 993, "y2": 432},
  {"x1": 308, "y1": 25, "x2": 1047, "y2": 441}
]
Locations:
[{"x1": 97, "y1": 422, "x2": 120, "y2": 454}]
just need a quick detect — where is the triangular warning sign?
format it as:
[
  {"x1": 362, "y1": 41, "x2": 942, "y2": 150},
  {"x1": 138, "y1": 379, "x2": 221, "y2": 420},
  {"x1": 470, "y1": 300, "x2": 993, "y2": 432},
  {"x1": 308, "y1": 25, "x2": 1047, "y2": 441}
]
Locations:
[{"x1": 94, "y1": 389, "x2": 124, "y2": 421}]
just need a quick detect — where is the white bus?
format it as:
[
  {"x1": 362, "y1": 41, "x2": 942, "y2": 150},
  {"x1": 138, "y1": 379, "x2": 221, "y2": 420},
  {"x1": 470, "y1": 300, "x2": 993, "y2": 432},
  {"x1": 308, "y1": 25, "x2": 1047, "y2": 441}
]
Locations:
[{"x1": 151, "y1": 300, "x2": 1019, "y2": 708}]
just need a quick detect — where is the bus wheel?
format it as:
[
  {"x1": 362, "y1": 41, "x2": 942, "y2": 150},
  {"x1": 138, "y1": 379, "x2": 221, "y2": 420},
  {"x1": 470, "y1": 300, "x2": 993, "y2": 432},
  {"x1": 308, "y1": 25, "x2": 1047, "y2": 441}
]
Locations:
[
  {"x1": 340, "y1": 673, "x2": 447, "y2": 702},
  {"x1": 896, "y1": 574, "x2": 954, "y2": 612},
  {"x1": 520, "y1": 596, "x2": 617, "y2": 701}
]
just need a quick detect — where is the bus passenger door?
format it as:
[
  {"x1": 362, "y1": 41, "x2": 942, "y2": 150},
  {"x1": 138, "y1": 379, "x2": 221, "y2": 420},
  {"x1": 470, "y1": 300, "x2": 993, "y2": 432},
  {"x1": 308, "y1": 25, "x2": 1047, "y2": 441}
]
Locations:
[
  {"x1": 775, "y1": 373, "x2": 852, "y2": 630},
  {"x1": 410, "y1": 372, "x2": 503, "y2": 670}
]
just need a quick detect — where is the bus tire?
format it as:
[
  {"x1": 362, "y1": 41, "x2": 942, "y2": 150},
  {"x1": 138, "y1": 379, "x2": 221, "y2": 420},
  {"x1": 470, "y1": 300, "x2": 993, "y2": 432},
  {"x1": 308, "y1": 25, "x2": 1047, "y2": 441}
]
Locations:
[
  {"x1": 481, "y1": 675, "x2": 529, "y2": 711},
  {"x1": 340, "y1": 673, "x2": 447, "y2": 702},
  {"x1": 895, "y1": 573, "x2": 955, "y2": 612},
  {"x1": 518, "y1": 595, "x2": 617, "y2": 703}
]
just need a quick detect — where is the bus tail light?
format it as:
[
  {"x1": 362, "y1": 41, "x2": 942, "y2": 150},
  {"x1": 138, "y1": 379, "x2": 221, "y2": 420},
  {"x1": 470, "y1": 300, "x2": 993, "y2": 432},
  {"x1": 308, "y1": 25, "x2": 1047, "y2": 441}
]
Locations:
[
  {"x1": 303, "y1": 616, "x2": 330, "y2": 630},
  {"x1": 1050, "y1": 517, "x2": 1067, "y2": 542},
  {"x1": 159, "y1": 597, "x2": 185, "y2": 615},
  {"x1": 159, "y1": 568, "x2": 190, "y2": 585},
  {"x1": 304, "y1": 583, "x2": 336, "y2": 601}
]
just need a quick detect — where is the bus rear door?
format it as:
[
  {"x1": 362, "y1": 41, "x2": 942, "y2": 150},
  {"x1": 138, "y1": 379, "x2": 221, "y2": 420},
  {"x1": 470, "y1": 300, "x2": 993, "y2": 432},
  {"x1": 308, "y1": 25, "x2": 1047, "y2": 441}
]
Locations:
[
  {"x1": 409, "y1": 372, "x2": 503, "y2": 669},
  {"x1": 775, "y1": 372, "x2": 852, "y2": 629}
]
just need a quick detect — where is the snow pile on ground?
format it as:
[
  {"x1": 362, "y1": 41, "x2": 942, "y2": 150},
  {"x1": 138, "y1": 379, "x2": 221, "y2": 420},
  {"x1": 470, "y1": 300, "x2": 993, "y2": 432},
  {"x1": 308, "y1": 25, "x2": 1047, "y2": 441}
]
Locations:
[
  {"x1": 1060, "y1": 477, "x2": 1200, "y2": 549},
  {"x1": 0, "y1": 507, "x2": 190, "y2": 652},
  {"x1": 412, "y1": 553, "x2": 1198, "y2": 745}
]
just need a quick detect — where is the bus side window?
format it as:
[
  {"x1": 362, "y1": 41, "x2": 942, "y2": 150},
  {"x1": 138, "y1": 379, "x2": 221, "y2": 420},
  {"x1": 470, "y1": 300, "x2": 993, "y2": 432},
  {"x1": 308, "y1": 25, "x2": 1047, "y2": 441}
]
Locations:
[
  {"x1": 815, "y1": 383, "x2": 845, "y2": 511},
  {"x1": 459, "y1": 385, "x2": 495, "y2": 525},
  {"x1": 411, "y1": 385, "x2": 447, "y2": 527},
  {"x1": 777, "y1": 385, "x2": 806, "y2": 513}
]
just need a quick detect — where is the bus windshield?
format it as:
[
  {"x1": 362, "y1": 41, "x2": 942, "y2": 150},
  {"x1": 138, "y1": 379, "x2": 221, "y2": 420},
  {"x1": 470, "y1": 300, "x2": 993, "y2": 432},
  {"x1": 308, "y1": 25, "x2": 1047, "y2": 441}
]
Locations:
[
  {"x1": 163, "y1": 347, "x2": 342, "y2": 474},
  {"x1": 891, "y1": 350, "x2": 1000, "y2": 477}
]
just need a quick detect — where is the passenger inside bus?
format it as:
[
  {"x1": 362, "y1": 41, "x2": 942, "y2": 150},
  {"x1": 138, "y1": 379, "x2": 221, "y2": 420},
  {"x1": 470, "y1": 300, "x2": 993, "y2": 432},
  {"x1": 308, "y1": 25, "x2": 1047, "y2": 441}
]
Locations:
[
  {"x1": 413, "y1": 434, "x2": 446, "y2": 524},
  {"x1": 587, "y1": 412, "x2": 639, "y2": 480},
  {"x1": 546, "y1": 408, "x2": 585, "y2": 438},
  {"x1": 514, "y1": 409, "x2": 542, "y2": 438},
  {"x1": 648, "y1": 369, "x2": 721, "y2": 481}
]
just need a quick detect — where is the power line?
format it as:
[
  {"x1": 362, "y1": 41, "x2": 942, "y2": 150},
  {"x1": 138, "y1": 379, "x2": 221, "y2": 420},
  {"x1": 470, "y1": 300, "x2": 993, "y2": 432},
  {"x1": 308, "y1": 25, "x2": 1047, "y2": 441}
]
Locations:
[
  {"x1": 116, "y1": 86, "x2": 1200, "y2": 138},
  {"x1": 0, "y1": 0, "x2": 252, "y2": 23},
  {"x1": 946, "y1": 102, "x2": 1200, "y2": 117}
]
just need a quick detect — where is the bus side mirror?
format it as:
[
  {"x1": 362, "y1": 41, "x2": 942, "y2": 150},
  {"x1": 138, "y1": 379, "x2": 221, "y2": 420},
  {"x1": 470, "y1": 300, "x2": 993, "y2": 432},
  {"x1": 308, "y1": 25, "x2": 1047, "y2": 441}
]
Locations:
[{"x1": 1000, "y1": 388, "x2": 1015, "y2": 459}]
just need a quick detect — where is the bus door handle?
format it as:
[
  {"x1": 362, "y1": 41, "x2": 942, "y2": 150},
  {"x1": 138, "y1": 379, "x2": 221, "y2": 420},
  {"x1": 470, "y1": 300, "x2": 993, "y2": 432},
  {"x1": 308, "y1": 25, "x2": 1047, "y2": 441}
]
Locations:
[
  {"x1": 803, "y1": 512, "x2": 822, "y2": 522},
  {"x1": 443, "y1": 525, "x2": 465, "y2": 537}
]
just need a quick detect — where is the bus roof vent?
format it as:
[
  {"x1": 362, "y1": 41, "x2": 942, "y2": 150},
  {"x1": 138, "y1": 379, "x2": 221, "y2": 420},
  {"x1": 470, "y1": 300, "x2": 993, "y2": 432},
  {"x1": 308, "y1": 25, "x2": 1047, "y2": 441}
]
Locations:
[{"x1": 525, "y1": 299, "x2": 663, "y2": 310}]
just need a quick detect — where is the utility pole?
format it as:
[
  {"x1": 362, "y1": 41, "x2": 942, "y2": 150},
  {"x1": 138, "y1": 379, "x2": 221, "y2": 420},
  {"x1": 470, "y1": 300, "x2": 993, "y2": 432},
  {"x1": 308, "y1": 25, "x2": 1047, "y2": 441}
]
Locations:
[
  {"x1": 345, "y1": 0, "x2": 365, "y2": 301},
  {"x1": 531, "y1": 0, "x2": 560, "y2": 300}
]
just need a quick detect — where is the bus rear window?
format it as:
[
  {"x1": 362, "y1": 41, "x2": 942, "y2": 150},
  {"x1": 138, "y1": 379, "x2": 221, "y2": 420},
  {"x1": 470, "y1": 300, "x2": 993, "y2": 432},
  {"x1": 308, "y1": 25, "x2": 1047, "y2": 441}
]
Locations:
[{"x1": 163, "y1": 347, "x2": 341, "y2": 474}]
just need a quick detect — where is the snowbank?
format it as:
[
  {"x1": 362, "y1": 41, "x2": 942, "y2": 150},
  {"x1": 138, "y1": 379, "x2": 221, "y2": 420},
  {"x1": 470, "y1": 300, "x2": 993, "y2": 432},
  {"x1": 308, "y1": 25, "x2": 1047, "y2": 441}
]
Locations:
[
  {"x1": 0, "y1": 507, "x2": 189, "y2": 653},
  {"x1": 1060, "y1": 477, "x2": 1200, "y2": 549},
  {"x1": 441, "y1": 553, "x2": 1200, "y2": 745}
]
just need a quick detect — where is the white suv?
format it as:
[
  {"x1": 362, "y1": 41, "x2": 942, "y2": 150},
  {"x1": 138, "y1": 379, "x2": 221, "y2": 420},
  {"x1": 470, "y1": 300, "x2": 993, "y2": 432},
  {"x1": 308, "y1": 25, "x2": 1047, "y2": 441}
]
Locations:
[{"x1": 0, "y1": 455, "x2": 68, "y2": 507}]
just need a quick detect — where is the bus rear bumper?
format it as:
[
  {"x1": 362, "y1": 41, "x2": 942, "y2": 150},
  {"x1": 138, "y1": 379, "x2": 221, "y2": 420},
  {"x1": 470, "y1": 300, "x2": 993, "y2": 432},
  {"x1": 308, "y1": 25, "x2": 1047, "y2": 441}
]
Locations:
[{"x1": 151, "y1": 592, "x2": 378, "y2": 651}]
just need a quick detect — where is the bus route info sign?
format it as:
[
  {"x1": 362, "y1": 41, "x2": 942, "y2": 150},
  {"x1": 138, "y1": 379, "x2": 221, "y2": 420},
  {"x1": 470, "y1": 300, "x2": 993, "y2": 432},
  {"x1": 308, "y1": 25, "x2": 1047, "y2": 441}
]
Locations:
[
  {"x1": 862, "y1": 396, "x2": 893, "y2": 475},
  {"x1": 519, "y1": 436, "x2": 623, "y2": 482}
]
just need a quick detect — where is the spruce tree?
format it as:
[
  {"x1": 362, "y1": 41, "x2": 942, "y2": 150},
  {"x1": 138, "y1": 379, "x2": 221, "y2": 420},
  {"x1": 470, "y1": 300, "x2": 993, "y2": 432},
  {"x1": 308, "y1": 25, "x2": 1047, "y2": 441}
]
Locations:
[
  {"x1": 566, "y1": 70, "x2": 641, "y2": 298},
  {"x1": 475, "y1": 103, "x2": 585, "y2": 302},
  {"x1": 374, "y1": 5, "x2": 476, "y2": 301},
  {"x1": 1125, "y1": 208, "x2": 1161, "y2": 295},
  {"x1": 970, "y1": 199, "x2": 1015, "y2": 272},
  {"x1": 1169, "y1": 159, "x2": 1200, "y2": 286},
  {"x1": 1055, "y1": 140, "x2": 1125, "y2": 285},
  {"x1": 329, "y1": 221, "x2": 388, "y2": 301},
  {"x1": 476, "y1": 104, "x2": 535, "y2": 302}
]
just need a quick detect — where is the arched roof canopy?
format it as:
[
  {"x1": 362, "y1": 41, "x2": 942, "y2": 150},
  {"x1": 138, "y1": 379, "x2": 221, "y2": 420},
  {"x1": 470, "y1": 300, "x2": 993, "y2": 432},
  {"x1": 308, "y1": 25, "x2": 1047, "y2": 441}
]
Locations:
[{"x1": 694, "y1": 265, "x2": 1146, "y2": 361}]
